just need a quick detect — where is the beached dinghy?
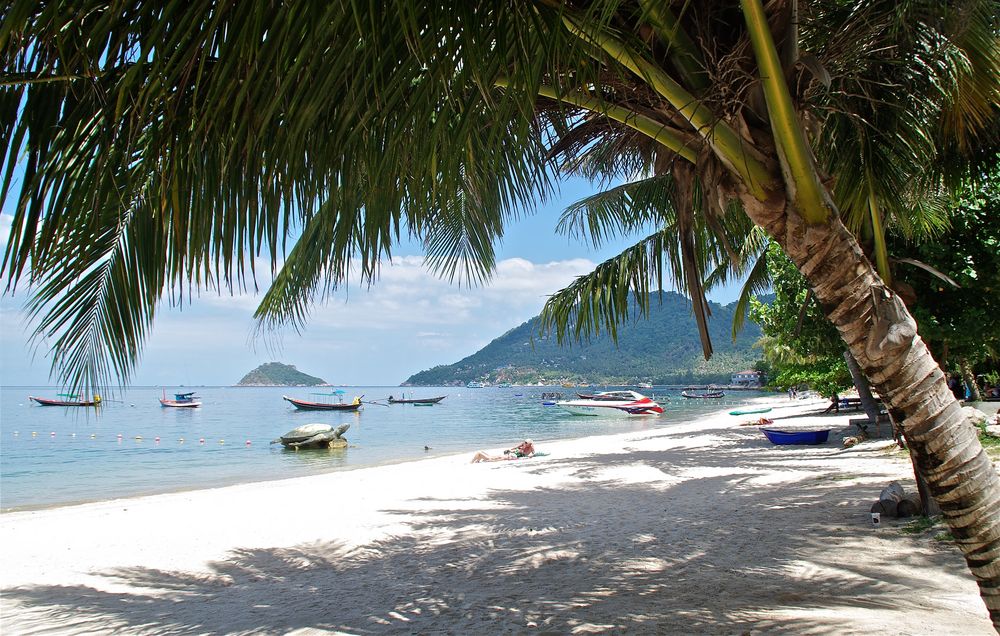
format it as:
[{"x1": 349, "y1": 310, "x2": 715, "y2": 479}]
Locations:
[
  {"x1": 761, "y1": 428, "x2": 831, "y2": 445},
  {"x1": 729, "y1": 406, "x2": 772, "y2": 416}
]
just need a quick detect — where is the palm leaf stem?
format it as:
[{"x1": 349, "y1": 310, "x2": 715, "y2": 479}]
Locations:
[
  {"x1": 559, "y1": 15, "x2": 776, "y2": 200},
  {"x1": 867, "y1": 183, "x2": 891, "y2": 283},
  {"x1": 741, "y1": 0, "x2": 829, "y2": 222},
  {"x1": 636, "y1": 0, "x2": 708, "y2": 92},
  {"x1": 499, "y1": 79, "x2": 699, "y2": 164}
]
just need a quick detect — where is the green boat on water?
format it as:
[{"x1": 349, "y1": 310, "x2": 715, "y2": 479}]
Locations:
[{"x1": 729, "y1": 406, "x2": 773, "y2": 416}]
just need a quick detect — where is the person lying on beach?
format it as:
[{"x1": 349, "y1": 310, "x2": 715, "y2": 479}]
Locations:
[{"x1": 471, "y1": 439, "x2": 535, "y2": 463}]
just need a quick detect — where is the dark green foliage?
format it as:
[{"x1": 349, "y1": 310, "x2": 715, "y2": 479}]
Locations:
[
  {"x1": 236, "y1": 362, "x2": 325, "y2": 386},
  {"x1": 748, "y1": 243, "x2": 851, "y2": 394},
  {"x1": 890, "y1": 169, "x2": 1000, "y2": 370},
  {"x1": 405, "y1": 292, "x2": 761, "y2": 385}
]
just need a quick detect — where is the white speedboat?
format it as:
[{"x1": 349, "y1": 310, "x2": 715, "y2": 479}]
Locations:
[{"x1": 556, "y1": 390, "x2": 664, "y2": 416}]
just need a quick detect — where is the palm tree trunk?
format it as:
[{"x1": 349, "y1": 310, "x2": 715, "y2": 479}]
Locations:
[
  {"x1": 740, "y1": 194, "x2": 1000, "y2": 629},
  {"x1": 843, "y1": 349, "x2": 881, "y2": 424}
]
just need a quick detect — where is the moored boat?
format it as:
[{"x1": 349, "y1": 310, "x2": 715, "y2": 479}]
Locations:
[
  {"x1": 388, "y1": 395, "x2": 446, "y2": 404},
  {"x1": 681, "y1": 390, "x2": 725, "y2": 399},
  {"x1": 283, "y1": 395, "x2": 363, "y2": 411},
  {"x1": 556, "y1": 390, "x2": 664, "y2": 416},
  {"x1": 29, "y1": 394, "x2": 101, "y2": 407},
  {"x1": 466, "y1": 381, "x2": 485, "y2": 388},
  {"x1": 160, "y1": 390, "x2": 202, "y2": 408}
]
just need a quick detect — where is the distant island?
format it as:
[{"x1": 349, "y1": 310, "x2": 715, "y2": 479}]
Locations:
[
  {"x1": 404, "y1": 292, "x2": 764, "y2": 386},
  {"x1": 236, "y1": 362, "x2": 327, "y2": 386}
]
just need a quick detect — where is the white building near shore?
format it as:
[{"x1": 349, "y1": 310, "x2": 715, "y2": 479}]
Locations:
[{"x1": 731, "y1": 370, "x2": 764, "y2": 387}]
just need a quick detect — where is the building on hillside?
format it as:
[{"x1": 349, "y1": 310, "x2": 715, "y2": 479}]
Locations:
[{"x1": 731, "y1": 370, "x2": 765, "y2": 387}]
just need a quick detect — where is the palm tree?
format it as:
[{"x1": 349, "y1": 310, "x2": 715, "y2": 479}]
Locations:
[{"x1": 3, "y1": 0, "x2": 998, "y2": 625}]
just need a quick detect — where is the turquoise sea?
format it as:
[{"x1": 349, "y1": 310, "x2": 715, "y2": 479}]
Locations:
[{"x1": 1, "y1": 385, "x2": 768, "y2": 511}]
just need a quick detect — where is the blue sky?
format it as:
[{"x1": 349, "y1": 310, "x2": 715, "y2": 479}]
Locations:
[{"x1": 1, "y1": 177, "x2": 744, "y2": 387}]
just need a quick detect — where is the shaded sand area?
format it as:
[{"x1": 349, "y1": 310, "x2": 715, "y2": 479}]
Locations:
[{"x1": 1, "y1": 398, "x2": 993, "y2": 634}]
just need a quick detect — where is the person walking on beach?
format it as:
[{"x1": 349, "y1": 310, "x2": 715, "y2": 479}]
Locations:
[{"x1": 471, "y1": 439, "x2": 535, "y2": 463}]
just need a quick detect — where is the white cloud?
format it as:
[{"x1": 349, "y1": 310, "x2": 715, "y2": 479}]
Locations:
[
  {"x1": 1, "y1": 254, "x2": 602, "y2": 386},
  {"x1": 0, "y1": 213, "x2": 12, "y2": 251}
]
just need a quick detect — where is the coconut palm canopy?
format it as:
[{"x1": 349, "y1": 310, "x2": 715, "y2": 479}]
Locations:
[{"x1": 3, "y1": 0, "x2": 999, "y2": 626}]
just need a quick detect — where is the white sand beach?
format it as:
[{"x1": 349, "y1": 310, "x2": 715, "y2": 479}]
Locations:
[{"x1": 1, "y1": 397, "x2": 993, "y2": 634}]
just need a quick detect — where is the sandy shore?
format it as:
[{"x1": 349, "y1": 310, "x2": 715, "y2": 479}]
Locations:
[{"x1": 1, "y1": 397, "x2": 993, "y2": 634}]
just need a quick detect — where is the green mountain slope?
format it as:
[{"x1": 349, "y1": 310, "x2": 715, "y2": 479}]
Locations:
[
  {"x1": 405, "y1": 292, "x2": 762, "y2": 386},
  {"x1": 236, "y1": 362, "x2": 326, "y2": 386}
]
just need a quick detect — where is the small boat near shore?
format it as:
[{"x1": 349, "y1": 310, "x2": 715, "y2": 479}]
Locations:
[
  {"x1": 730, "y1": 406, "x2": 772, "y2": 416},
  {"x1": 682, "y1": 390, "x2": 725, "y2": 399},
  {"x1": 761, "y1": 428, "x2": 831, "y2": 445},
  {"x1": 388, "y1": 395, "x2": 446, "y2": 404},
  {"x1": 283, "y1": 394, "x2": 364, "y2": 411},
  {"x1": 29, "y1": 394, "x2": 101, "y2": 407},
  {"x1": 160, "y1": 391, "x2": 202, "y2": 408},
  {"x1": 557, "y1": 390, "x2": 664, "y2": 417}
]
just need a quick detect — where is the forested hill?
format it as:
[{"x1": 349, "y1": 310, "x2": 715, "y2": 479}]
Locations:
[
  {"x1": 236, "y1": 362, "x2": 326, "y2": 386},
  {"x1": 404, "y1": 292, "x2": 762, "y2": 386}
]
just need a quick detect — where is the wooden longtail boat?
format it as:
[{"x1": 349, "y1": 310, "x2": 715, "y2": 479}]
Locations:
[
  {"x1": 387, "y1": 395, "x2": 446, "y2": 404},
  {"x1": 681, "y1": 390, "x2": 725, "y2": 399},
  {"x1": 29, "y1": 395, "x2": 101, "y2": 407},
  {"x1": 283, "y1": 395, "x2": 363, "y2": 411}
]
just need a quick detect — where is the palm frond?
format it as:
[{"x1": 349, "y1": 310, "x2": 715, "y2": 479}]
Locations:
[
  {"x1": 538, "y1": 230, "x2": 666, "y2": 345},
  {"x1": 556, "y1": 174, "x2": 673, "y2": 247}
]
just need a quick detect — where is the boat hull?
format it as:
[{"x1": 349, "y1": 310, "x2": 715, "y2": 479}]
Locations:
[
  {"x1": 556, "y1": 403, "x2": 661, "y2": 417},
  {"x1": 29, "y1": 396, "x2": 99, "y2": 407},
  {"x1": 761, "y1": 428, "x2": 831, "y2": 445},
  {"x1": 729, "y1": 407, "x2": 772, "y2": 416},
  {"x1": 388, "y1": 396, "x2": 446, "y2": 404},
  {"x1": 681, "y1": 391, "x2": 725, "y2": 399},
  {"x1": 556, "y1": 390, "x2": 664, "y2": 417},
  {"x1": 160, "y1": 400, "x2": 202, "y2": 408},
  {"x1": 283, "y1": 396, "x2": 362, "y2": 411}
]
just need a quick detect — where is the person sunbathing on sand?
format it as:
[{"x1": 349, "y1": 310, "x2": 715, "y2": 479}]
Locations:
[{"x1": 471, "y1": 439, "x2": 535, "y2": 463}]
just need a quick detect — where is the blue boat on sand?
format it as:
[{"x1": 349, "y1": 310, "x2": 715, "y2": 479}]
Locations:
[{"x1": 761, "y1": 428, "x2": 831, "y2": 445}]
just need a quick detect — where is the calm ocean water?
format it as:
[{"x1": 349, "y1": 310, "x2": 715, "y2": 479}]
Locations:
[{"x1": 1, "y1": 385, "x2": 768, "y2": 511}]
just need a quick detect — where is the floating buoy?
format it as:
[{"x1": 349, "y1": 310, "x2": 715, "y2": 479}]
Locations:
[
  {"x1": 199, "y1": 438, "x2": 205, "y2": 444},
  {"x1": 90, "y1": 434, "x2": 96, "y2": 439},
  {"x1": 50, "y1": 431, "x2": 56, "y2": 437},
  {"x1": 178, "y1": 438, "x2": 185, "y2": 443},
  {"x1": 71, "y1": 433, "x2": 76, "y2": 437},
  {"x1": 154, "y1": 437, "x2": 161, "y2": 443},
  {"x1": 117, "y1": 433, "x2": 123, "y2": 438},
  {"x1": 31, "y1": 431, "x2": 37, "y2": 436},
  {"x1": 218, "y1": 439, "x2": 225, "y2": 444},
  {"x1": 245, "y1": 440, "x2": 251, "y2": 446},
  {"x1": 134, "y1": 435, "x2": 143, "y2": 440},
  {"x1": 13, "y1": 431, "x2": 19, "y2": 436}
]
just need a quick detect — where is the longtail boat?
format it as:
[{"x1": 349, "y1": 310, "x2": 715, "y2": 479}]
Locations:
[
  {"x1": 283, "y1": 394, "x2": 364, "y2": 411},
  {"x1": 387, "y1": 395, "x2": 446, "y2": 404},
  {"x1": 29, "y1": 394, "x2": 101, "y2": 407},
  {"x1": 681, "y1": 390, "x2": 725, "y2": 399}
]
